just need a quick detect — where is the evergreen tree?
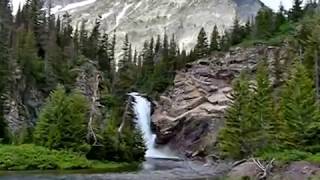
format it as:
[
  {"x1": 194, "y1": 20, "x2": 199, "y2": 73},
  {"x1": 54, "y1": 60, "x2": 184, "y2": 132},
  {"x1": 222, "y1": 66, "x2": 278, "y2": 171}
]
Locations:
[
  {"x1": 244, "y1": 19, "x2": 252, "y2": 37},
  {"x1": 118, "y1": 34, "x2": 131, "y2": 71},
  {"x1": 255, "y1": 8, "x2": 275, "y2": 39},
  {"x1": 251, "y1": 61, "x2": 279, "y2": 149},
  {"x1": 275, "y1": 3, "x2": 287, "y2": 32},
  {"x1": 218, "y1": 72, "x2": 251, "y2": 159},
  {"x1": 155, "y1": 34, "x2": 161, "y2": 54},
  {"x1": 79, "y1": 20, "x2": 88, "y2": 56},
  {"x1": 0, "y1": 0, "x2": 12, "y2": 142},
  {"x1": 16, "y1": 29, "x2": 44, "y2": 85},
  {"x1": 194, "y1": 27, "x2": 209, "y2": 58},
  {"x1": 86, "y1": 18, "x2": 101, "y2": 59},
  {"x1": 115, "y1": 34, "x2": 135, "y2": 97},
  {"x1": 289, "y1": 0, "x2": 304, "y2": 22},
  {"x1": 163, "y1": 31, "x2": 169, "y2": 61},
  {"x1": 133, "y1": 49, "x2": 138, "y2": 65},
  {"x1": 97, "y1": 33, "x2": 111, "y2": 79},
  {"x1": 168, "y1": 34, "x2": 178, "y2": 70},
  {"x1": 34, "y1": 85, "x2": 90, "y2": 153},
  {"x1": 230, "y1": 16, "x2": 243, "y2": 45},
  {"x1": 142, "y1": 40, "x2": 154, "y2": 75},
  {"x1": 45, "y1": 29, "x2": 63, "y2": 88},
  {"x1": 279, "y1": 62, "x2": 318, "y2": 149},
  {"x1": 220, "y1": 31, "x2": 231, "y2": 51},
  {"x1": 210, "y1": 25, "x2": 220, "y2": 52}
]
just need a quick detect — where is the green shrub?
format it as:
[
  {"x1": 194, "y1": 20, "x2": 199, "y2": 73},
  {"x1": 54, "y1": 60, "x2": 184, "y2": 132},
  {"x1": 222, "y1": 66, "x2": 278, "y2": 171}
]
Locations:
[
  {"x1": 0, "y1": 144, "x2": 91, "y2": 170},
  {"x1": 260, "y1": 149, "x2": 312, "y2": 163},
  {"x1": 305, "y1": 153, "x2": 320, "y2": 164}
]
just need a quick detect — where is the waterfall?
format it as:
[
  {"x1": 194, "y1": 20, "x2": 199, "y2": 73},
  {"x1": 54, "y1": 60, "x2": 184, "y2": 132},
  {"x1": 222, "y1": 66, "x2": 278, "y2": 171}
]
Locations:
[{"x1": 130, "y1": 92, "x2": 177, "y2": 159}]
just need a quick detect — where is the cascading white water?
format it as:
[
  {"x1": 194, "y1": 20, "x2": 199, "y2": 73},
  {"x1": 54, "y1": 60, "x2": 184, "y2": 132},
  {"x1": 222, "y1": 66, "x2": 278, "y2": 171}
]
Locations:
[{"x1": 130, "y1": 92, "x2": 177, "y2": 159}]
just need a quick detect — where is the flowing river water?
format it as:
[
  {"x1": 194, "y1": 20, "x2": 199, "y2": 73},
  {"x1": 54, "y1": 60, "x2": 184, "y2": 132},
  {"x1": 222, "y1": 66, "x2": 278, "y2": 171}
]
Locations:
[{"x1": 0, "y1": 93, "x2": 229, "y2": 180}]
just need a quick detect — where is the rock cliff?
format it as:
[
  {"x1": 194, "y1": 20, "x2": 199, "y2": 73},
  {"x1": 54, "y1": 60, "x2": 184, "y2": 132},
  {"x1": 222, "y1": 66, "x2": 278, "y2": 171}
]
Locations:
[{"x1": 152, "y1": 45, "x2": 290, "y2": 158}]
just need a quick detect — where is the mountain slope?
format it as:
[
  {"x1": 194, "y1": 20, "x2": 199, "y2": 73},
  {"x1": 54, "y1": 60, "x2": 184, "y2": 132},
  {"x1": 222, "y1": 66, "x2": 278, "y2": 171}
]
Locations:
[{"x1": 45, "y1": 0, "x2": 262, "y2": 51}]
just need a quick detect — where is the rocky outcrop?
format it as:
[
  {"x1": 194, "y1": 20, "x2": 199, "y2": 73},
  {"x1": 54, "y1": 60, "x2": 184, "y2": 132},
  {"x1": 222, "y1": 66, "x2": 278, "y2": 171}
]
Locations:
[
  {"x1": 228, "y1": 161, "x2": 320, "y2": 180},
  {"x1": 152, "y1": 45, "x2": 289, "y2": 157},
  {"x1": 3, "y1": 63, "x2": 44, "y2": 137}
]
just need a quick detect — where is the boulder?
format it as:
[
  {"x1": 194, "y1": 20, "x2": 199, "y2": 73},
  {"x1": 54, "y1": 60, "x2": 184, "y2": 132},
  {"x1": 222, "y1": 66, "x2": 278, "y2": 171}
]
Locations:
[{"x1": 228, "y1": 162, "x2": 261, "y2": 179}]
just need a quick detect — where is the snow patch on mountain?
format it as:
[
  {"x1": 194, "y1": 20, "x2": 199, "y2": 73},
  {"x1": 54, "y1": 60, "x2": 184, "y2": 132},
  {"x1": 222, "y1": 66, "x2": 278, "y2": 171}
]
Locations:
[
  {"x1": 116, "y1": 3, "x2": 133, "y2": 28},
  {"x1": 60, "y1": 0, "x2": 95, "y2": 11}
]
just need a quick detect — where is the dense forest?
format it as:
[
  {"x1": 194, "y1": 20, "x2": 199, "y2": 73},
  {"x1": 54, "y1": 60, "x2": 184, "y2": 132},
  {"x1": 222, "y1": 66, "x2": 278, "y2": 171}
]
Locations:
[{"x1": 0, "y1": 0, "x2": 320, "y2": 171}]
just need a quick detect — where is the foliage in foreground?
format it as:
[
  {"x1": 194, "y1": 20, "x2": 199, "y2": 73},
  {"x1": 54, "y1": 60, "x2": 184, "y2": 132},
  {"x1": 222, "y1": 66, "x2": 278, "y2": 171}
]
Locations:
[
  {"x1": 0, "y1": 144, "x2": 90, "y2": 170},
  {"x1": 0, "y1": 144, "x2": 137, "y2": 171}
]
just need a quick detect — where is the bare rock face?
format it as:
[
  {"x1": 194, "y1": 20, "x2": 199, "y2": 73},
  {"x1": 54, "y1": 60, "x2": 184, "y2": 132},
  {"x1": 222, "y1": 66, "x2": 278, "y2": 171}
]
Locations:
[
  {"x1": 276, "y1": 161, "x2": 320, "y2": 180},
  {"x1": 152, "y1": 45, "x2": 289, "y2": 157},
  {"x1": 228, "y1": 161, "x2": 320, "y2": 180},
  {"x1": 3, "y1": 64, "x2": 44, "y2": 137}
]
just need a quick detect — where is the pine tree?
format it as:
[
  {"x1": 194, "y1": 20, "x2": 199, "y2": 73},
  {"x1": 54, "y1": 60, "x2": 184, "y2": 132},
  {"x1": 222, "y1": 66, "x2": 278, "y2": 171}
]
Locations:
[
  {"x1": 168, "y1": 34, "x2": 178, "y2": 70},
  {"x1": 118, "y1": 34, "x2": 131, "y2": 71},
  {"x1": 244, "y1": 19, "x2": 252, "y2": 38},
  {"x1": 0, "y1": 0, "x2": 12, "y2": 142},
  {"x1": 289, "y1": 0, "x2": 304, "y2": 22},
  {"x1": 155, "y1": 34, "x2": 161, "y2": 54},
  {"x1": 218, "y1": 72, "x2": 251, "y2": 159},
  {"x1": 16, "y1": 29, "x2": 44, "y2": 85},
  {"x1": 133, "y1": 49, "x2": 138, "y2": 65},
  {"x1": 86, "y1": 18, "x2": 101, "y2": 59},
  {"x1": 34, "y1": 85, "x2": 90, "y2": 153},
  {"x1": 45, "y1": 29, "x2": 63, "y2": 88},
  {"x1": 163, "y1": 32, "x2": 169, "y2": 61},
  {"x1": 255, "y1": 8, "x2": 275, "y2": 39},
  {"x1": 251, "y1": 61, "x2": 279, "y2": 149},
  {"x1": 142, "y1": 40, "x2": 154, "y2": 75},
  {"x1": 115, "y1": 34, "x2": 136, "y2": 97},
  {"x1": 279, "y1": 62, "x2": 318, "y2": 149},
  {"x1": 210, "y1": 25, "x2": 220, "y2": 52},
  {"x1": 275, "y1": 3, "x2": 287, "y2": 32},
  {"x1": 230, "y1": 16, "x2": 243, "y2": 45},
  {"x1": 194, "y1": 27, "x2": 209, "y2": 58},
  {"x1": 97, "y1": 33, "x2": 111, "y2": 78},
  {"x1": 220, "y1": 31, "x2": 231, "y2": 51},
  {"x1": 79, "y1": 20, "x2": 88, "y2": 55}
]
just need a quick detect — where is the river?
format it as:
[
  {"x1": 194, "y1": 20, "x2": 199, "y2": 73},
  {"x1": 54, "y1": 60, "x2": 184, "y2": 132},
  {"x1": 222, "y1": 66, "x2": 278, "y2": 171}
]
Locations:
[{"x1": 0, "y1": 158, "x2": 228, "y2": 180}]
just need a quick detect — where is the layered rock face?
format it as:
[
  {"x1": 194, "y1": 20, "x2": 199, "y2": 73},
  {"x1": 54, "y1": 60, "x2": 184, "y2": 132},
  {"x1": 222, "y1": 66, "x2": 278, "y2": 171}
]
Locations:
[
  {"x1": 152, "y1": 45, "x2": 289, "y2": 157},
  {"x1": 45, "y1": 0, "x2": 262, "y2": 52}
]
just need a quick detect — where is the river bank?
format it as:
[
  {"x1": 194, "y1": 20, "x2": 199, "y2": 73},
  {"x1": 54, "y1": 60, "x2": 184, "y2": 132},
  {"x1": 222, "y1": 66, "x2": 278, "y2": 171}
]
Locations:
[
  {"x1": 0, "y1": 144, "x2": 137, "y2": 171},
  {"x1": 0, "y1": 158, "x2": 230, "y2": 180}
]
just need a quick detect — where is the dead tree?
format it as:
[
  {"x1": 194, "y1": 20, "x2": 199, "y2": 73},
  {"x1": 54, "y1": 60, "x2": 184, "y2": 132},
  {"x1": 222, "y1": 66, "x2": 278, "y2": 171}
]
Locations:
[
  {"x1": 252, "y1": 158, "x2": 275, "y2": 180},
  {"x1": 88, "y1": 73, "x2": 101, "y2": 146},
  {"x1": 118, "y1": 95, "x2": 134, "y2": 134}
]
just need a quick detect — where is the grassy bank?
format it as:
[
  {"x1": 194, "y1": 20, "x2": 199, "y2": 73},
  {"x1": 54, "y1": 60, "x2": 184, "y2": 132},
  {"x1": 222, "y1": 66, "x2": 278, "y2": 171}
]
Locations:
[
  {"x1": 0, "y1": 144, "x2": 138, "y2": 171},
  {"x1": 259, "y1": 149, "x2": 320, "y2": 165}
]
